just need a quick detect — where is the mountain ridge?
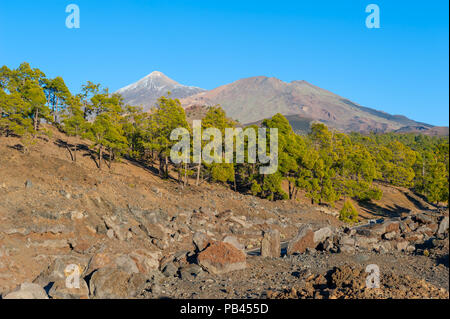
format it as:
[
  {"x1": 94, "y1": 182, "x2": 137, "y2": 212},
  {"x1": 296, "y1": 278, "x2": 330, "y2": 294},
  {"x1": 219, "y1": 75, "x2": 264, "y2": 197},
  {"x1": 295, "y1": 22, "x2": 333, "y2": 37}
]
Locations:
[
  {"x1": 180, "y1": 76, "x2": 436, "y2": 133},
  {"x1": 117, "y1": 72, "x2": 445, "y2": 134}
]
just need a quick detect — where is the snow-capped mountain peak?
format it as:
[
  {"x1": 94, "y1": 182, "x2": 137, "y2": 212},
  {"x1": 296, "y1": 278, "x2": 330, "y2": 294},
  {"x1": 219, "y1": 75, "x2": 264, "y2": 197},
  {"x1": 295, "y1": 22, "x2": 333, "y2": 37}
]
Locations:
[{"x1": 116, "y1": 71, "x2": 205, "y2": 110}]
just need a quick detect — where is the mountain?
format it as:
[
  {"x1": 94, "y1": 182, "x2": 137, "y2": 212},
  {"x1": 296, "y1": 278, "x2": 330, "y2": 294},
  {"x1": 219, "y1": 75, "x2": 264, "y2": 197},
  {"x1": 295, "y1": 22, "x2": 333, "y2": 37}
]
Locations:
[
  {"x1": 116, "y1": 71, "x2": 205, "y2": 111},
  {"x1": 180, "y1": 76, "x2": 434, "y2": 133}
]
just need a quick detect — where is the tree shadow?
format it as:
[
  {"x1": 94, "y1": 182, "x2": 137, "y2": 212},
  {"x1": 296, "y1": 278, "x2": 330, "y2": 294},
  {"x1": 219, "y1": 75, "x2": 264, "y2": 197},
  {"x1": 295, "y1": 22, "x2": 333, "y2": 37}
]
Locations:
[
  {"x1": 125, "y1": 156, "x2": 160, "y2": 176},
  {"x1": 357, "y1": 200, "x2": 410, "y2": 218},
  {"x1": 125, "y1": 156, "x2": 181, "y2": 183},
  {"x1": 53, "y1": 139, "x2": 100, "y2": 168},
  {"x1": 402, "y1": 190, "x2": 436, "y2": 210},
  {"x1": 7, "y1": 144, "x2": 25, "y2": 152}
]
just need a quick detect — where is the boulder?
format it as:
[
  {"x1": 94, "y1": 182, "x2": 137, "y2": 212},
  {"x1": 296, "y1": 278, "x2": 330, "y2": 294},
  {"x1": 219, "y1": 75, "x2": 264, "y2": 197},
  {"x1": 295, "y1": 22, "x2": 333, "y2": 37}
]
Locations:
[
  {"x1": 313, "y1": 227, "x2": 333, "y2": 244},
  {"x1": 193, "y1": 231, "x2": 211, "y2": 252},
  {"x1": 339, "y1": 236, "x2": 356, "y2": 247},
  {"x1": 287, "y1": 225, "x2": 315, "y2": 255},
  {"x1": 223, "y1": 235, "x2": 245, "y2": 251},
  {"x1": 89, "y1": 268, "x2": 147, "y2": 299},
  {"x1": 416, "y1": 225, "x2": 435, "y2": 236},
  {"x1": 383, "y1": 231, "x2": 398, "y2": 240},
  {"x1": 48, "y1": 279, "x2": 90, "y2": 299},
  {"x1": 129, "y1": 250, "x2": 161, "y2": 274},
  {"x1": 437, "y1": 216, "x2": 449, "y2": 235},
  {"x1": 403, "y1": 232, "x2": 424, "y2": 242},
  {"x1": 3, "y1": 283, "x2": 48, "y2": 299},
  {"x1": 357, "y1": 221, "x2": 399, "y2": 238},
  {"x1": 376, "y1": 241, "x2": 393, "y2": 252},
  {"x1": 339, "y1": 245, "x2": 356, "y2": 254},
  {"x1": 114, "y1": 255, "x2": 139, "y2": 274},
  {"x1": 179, "y1": 264, "x2": 204, "y2": 280},
  {"x1": 162, "y1": 262, "x2": 178, "y2": 277},
  {"x1": 413, "y1": 213, "x2": 434, "y2": 224},
  {"x1": 260, "y1": 229, "x2": 280, "y2": 258},
  {"x1": 395, "y1": 240, "x2": 409, "y2": 251},
  {"x1": 140, "y1": 222, "x2": 167, "y2": 241},
  {"x1": 33, "y1": 257, "x2": 88, "y2": 287},
  {"x1": 197, "y1": 242, "x2": 246, "y2": 275},
  {"x1": 103, "y1": 217, "x2": 130, "y2": 241},
  {"x1": 86, "y1": 253, "x2": 140, "y2": 276},
  {"x1": 86, "y1": 253, "x2": 115, "y2": 275},
  {"x1": 354, "y1": 235, "x2": 378, "y2": 250},
  {"x1": 399, "y1": 222, "x2": 411, "y2": 234}
]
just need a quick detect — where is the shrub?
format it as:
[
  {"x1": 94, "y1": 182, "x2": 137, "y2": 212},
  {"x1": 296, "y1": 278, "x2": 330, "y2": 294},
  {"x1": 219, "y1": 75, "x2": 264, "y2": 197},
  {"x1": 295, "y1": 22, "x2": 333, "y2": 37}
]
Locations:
[{"x1": 339, "y1": 200, "x2": 359, "y2": 224}]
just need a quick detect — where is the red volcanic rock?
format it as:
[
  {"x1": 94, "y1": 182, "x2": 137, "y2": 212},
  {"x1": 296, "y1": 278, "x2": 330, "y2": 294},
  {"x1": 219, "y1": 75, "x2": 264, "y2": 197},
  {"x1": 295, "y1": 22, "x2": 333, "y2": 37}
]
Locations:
[
  {"x1": 287, "y1": 225, "x2": 315, "y2": 255},
  {"x1": 197, "y1": 242, "x2": 246, "y2": 275}
]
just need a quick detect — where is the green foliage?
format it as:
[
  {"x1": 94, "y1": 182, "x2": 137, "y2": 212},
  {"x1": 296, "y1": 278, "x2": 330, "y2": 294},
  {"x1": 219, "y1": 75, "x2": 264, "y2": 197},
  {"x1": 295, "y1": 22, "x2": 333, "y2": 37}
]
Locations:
[
  {"x1": 1, "y1": 62, "x2": 448, "y2": 207},
  {"x1": 339, "y1": 200, "x2": 359, "y2": 224}
]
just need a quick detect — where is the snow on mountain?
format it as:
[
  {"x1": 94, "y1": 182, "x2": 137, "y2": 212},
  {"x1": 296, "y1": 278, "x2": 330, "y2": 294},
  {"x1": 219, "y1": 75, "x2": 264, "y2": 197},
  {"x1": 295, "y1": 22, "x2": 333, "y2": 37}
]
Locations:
[{"x1": 116, "y1": 71, "x2": 205, "y2": 111}]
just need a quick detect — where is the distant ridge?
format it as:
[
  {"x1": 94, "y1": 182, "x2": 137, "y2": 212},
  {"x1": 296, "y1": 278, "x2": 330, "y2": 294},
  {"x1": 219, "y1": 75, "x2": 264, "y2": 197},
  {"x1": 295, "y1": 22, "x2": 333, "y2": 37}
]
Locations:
[{"x1": 180, "y1": 76, "x2": 437, "y2": 134}]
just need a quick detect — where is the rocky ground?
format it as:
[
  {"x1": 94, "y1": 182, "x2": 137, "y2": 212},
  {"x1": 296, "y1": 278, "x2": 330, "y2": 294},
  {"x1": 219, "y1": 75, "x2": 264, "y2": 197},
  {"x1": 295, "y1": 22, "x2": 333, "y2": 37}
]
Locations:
[{"x1": 0, "y1": 129, "x2": 448, "y2": 299}]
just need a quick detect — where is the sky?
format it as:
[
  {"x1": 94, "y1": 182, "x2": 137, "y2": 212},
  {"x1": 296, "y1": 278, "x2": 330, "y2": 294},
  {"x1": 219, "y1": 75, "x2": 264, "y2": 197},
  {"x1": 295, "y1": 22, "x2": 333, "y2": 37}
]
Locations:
[{"x1": 0, "y1": 0, "x2": 448, "y2": 126}]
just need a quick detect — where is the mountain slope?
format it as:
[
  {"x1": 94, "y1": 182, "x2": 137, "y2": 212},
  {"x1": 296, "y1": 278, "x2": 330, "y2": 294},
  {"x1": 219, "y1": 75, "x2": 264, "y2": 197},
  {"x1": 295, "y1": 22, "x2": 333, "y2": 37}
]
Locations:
[
  {"x1": 180, "y1": 76, "x2": 433, "y2": 133},
  {"x1": 117, "y1": 71, "x2": 205, "y2": 111}
]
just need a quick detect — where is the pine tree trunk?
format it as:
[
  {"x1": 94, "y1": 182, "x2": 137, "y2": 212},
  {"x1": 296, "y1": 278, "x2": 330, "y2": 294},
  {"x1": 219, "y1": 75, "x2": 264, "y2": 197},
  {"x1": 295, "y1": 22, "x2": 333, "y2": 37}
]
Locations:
[
  {"x1": 33, "y1": 108, "x2": 39, "y2": 132},
  {"x1": 196, "y1": 163, "x2": 201, "y2": 186},
  {"x1": 159, "y1": 153, "x2": 164, "y2": 177},
  {"x1": 165, "y1": 155, "x2": 169, "y2": 177},
  {"x1": 288, "y1": 179, "x2": 292, "y2": 199},
  {"x1": 108, "y1": 148, "x2": 113, "y2": 169},
  {"x1": 66, "y1": 140, "x2": 74, "y2": 161},
  {"x1": 98, "y1": 146, "x2": 103, "y2": 170}
]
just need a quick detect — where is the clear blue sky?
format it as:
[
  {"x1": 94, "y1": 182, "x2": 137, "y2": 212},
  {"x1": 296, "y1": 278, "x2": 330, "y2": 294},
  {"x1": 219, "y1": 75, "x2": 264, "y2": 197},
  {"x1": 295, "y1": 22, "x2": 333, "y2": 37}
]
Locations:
[{"x1": 0, "y1": 0, "x2": 448, "y2": 126}]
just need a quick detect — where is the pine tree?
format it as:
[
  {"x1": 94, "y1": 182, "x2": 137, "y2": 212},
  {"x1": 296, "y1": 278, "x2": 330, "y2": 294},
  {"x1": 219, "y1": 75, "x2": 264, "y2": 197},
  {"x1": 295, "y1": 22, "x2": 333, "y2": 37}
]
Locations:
[
  {"x1": 61, "y1": 95, "x2": 87, "y2": 162},
  {"x1": 339, "y1": 200, "x2": 359, "y2": 224}
]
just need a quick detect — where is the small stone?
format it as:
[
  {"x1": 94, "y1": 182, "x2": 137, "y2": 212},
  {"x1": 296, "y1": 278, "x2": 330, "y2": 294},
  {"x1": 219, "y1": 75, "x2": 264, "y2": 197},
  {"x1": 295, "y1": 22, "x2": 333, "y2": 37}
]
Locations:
[
  {"x1": 406, "y1": 245, "x2": 416, "y2": 253},
  {"x1": 25, "y1": 180, "x2": 33, "y2": 188},
  {"x1": 70, "y1": 211, "x2": 84, "y2": 220},
  {"x1": 106, "y1": 229, "x2": 115, "y2": 239}
]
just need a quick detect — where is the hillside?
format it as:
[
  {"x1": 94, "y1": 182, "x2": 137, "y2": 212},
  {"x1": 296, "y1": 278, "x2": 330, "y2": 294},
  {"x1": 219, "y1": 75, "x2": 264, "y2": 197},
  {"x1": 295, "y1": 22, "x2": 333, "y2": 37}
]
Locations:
[{"x1": 0, "y1": 127, "x2": 448, "y2": 299}]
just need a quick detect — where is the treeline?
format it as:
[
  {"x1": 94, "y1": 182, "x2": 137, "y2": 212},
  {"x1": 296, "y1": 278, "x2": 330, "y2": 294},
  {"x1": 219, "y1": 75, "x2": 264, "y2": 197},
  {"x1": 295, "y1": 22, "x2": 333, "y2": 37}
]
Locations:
[{"x1": 1, "y1": 63, "x2": 448, "y2": 207}]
